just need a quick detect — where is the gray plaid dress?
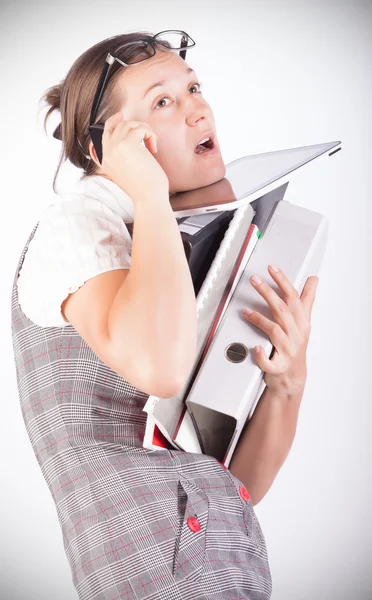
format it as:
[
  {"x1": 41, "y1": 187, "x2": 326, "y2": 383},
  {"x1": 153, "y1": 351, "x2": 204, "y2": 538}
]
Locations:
[{"x1": 11, "y1": 223, "x2": 272, "y2": 600}]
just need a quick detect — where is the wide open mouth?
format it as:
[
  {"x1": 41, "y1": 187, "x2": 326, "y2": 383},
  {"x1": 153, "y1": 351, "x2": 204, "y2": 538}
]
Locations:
[{"x1": 194, "y1": 135, "x2": 215, "y2": 154}]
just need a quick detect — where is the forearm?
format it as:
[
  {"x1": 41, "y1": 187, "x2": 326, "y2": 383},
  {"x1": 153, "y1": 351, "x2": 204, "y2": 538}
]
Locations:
[
  {"x1": 229, "y1": 385, "x2": 305, "y2": 505},
  {"x1": 109, "y1": 192, "x2": 197, "y2": 391}
]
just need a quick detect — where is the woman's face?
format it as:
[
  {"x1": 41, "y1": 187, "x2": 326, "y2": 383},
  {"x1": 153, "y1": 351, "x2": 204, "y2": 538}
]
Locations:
[{"x1": 93, "y1": 49, "x2": 226, "y2": 196}]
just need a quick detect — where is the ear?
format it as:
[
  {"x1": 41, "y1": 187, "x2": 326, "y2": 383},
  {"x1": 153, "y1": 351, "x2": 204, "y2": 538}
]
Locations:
[{"x1": 89, "y1": 141, "x2": 100, "y2": 166}]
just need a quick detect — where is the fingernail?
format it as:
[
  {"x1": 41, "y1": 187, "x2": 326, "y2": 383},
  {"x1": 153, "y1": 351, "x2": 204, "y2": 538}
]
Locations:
[
  {"x1": 251, "y1": 274, "x2": 262, "y2": 285},
  {"x1": 269, "y1": 264, "x2": 279, "y2": 272},
  {"x1": 243, "y1": 307, "x2": 253, "y2": 315}
]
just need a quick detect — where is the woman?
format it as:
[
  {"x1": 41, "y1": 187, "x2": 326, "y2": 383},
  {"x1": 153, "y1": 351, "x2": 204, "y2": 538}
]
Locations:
[{"x1": 11, "y1": 29, "x2": 317, "y2": 599}]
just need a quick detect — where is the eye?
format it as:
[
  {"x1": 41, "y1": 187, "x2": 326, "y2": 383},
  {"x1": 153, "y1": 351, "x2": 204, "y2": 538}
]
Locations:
[
  {"x1": 189, "y1": 82, "x2": 203, "y2": 94},
  {"x1": 154, "y1": 82, "x2": 203, "y2": 109}
]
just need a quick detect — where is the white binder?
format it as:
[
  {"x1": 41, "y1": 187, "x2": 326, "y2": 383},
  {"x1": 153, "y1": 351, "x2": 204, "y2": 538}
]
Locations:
[{"x1": 185, "y1": 199, "x2": 328, "y2": 466}]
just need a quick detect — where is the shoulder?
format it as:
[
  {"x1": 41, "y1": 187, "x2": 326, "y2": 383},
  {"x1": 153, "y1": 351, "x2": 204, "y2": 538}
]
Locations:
[
  {"x1": 31, "y1": 175, "x2": 134, "y2": 257},
  {"x1": 16, "y1": 176, "x2": 133, "y2": 328},
  {"x1": 39, "y1": 173, "x2": 134, "y2": 227}
]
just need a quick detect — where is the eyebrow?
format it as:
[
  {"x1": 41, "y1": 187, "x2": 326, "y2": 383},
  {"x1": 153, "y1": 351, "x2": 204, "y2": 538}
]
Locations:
[{"x1": 142, "y1": 68, "x2": 196, "y2": 99}]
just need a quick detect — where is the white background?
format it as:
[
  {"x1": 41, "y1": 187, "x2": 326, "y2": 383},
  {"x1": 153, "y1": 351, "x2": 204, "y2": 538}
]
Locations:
[{"x1": 1, "y1": 0, "x2": 371, "y2": 598}]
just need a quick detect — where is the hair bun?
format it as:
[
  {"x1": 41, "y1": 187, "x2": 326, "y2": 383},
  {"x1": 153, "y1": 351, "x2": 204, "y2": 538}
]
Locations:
[{"x1": 45, "y1": 83, "x2": 62, "y2": 111}]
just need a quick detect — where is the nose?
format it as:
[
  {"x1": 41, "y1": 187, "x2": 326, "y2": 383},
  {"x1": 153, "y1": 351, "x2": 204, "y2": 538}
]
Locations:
[{"x1": 186, "y1": 101, "x2": 211, "y2": 127}]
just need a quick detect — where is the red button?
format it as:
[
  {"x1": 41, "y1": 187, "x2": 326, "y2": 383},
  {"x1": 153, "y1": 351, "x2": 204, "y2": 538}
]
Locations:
[
  {"x1": 239, "y1": 485, "x2": 250, "y2": 502},
  {"x1": 187, "y1": 516, "x2": 201, "y2": 532}
]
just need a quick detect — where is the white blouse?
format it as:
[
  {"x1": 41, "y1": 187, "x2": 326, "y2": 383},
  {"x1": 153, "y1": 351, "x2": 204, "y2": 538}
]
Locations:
[{"x1": 17, "y1": 174, "x2": 135, "y2": 328}]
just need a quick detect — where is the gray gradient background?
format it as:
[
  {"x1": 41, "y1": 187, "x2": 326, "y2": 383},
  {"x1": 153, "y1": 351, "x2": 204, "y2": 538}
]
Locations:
[{"x1": 1, "y1": 0, "x2": 371, "y2": 598}]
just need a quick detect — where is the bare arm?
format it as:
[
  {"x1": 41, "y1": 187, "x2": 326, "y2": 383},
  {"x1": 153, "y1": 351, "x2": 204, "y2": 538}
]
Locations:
[
  {"x1": 107, "y1": 191, "x2": 198, "y2": 394},
  {"x1": 229, "y1": 386, "x2": 304, "y2": 506}
]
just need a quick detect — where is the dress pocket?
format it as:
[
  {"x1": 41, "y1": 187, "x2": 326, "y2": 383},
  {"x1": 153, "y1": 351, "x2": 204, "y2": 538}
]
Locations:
[{"x1": 172, "y1": 478, "x2": 209, "y2": 583}]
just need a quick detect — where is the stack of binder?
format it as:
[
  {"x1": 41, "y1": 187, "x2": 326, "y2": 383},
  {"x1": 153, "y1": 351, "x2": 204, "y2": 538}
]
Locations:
[{"x1": 140, "y1": 142, "x2": 341, "y2": 467}]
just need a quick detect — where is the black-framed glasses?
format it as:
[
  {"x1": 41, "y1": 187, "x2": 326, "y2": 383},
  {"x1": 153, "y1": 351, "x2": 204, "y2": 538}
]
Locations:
[{"x1": 53, "y1": 30, "x2": 196, "y2": 164}]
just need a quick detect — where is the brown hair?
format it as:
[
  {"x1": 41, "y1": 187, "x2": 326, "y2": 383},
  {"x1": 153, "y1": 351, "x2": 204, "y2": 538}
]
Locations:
[{"x1": 40, "y1": 32, "x2": 171, "y2": 193}]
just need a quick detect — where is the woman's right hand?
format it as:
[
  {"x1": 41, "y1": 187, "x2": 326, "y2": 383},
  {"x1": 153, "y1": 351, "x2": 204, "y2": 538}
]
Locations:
[{"x1": 100, "y1": 111, "x2": 169, "y2": 202}]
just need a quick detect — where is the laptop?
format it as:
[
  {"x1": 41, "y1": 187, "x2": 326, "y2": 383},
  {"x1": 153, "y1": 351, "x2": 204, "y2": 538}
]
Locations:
[{"x1": 169, "y1": 140, "x2": 342, "y2": 217}]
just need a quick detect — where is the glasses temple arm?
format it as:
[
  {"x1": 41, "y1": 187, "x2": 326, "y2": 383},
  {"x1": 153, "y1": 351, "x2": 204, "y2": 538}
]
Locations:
[{"x1": 89, "y1": 57, "x2": 114, "y2": 126}]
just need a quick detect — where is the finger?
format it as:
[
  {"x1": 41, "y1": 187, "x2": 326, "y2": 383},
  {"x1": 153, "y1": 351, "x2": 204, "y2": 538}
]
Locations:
[
  {"x1": 266, "y1": 264, "x2": 304, "y2": 319},
  {"x1": 300, "y1": 276, "x2": 319, "y2": 320},
  {"x1": 108, "y1": 120, "x2": 158, "y2": 154},
  {"x1": 252, "y1": 344, "x2": 279, "y2": 375},
  {"x1": 102, "y1": 116, "x2": 150, "y2": 149},
  {"x1": 267, "y1": 264, "x2": 301, "y2": 300},
  {"x1": 102, "y1": 111, "x2": 126, "y2": 137},
  {"x1": 242, "y1": 307, "x2": 299, "y2": 357},
  {"x1": 266, "y1": 265, "x2": 316, "y2": 331},
  {"x1": 249, "y1": 272, "x2": 296, "y2": 336},
  {"x1": 110, "y1": 120, "x2": 144, "y2": 144},
  {"x1": 126, "y1": 125, "x2": 158, "y2": 153}
]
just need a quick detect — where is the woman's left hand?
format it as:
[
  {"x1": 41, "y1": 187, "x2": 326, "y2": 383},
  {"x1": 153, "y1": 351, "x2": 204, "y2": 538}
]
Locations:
[{"x1": 242, "y1": 264, "x2": 319, "y2": 398}]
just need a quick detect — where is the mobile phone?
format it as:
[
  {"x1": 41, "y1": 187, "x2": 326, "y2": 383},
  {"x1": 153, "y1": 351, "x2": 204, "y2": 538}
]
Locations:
[
  {"x1": 88, "y1": 123, "x2": 104, "y2": 164},
  {"x1": 89, "y1": 122, "x2": 146, "y2": 164}
]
